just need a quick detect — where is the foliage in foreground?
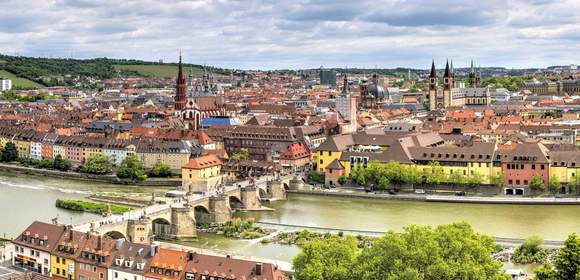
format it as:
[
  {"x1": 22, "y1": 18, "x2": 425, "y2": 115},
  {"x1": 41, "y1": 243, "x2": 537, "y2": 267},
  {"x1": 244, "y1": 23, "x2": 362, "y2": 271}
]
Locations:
[
  {"x1": 292, "y1": 222, "x2": 509, "y2": 280},
  {"x1": 535, "y1": 232, "x2": 579, "y2": 280},
  {"x1": 82, "y1": 154, "x2": 112, "y2": 175},
  {"x1": 513, "y1": 235, "x2": 550, "y2": 264}
]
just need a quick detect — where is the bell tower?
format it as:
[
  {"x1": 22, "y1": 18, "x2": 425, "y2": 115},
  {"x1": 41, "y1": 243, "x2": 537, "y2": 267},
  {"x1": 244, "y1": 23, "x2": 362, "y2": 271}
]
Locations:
[{"x1": 174, "y1": 52, "x2": 187, "y2": 112}]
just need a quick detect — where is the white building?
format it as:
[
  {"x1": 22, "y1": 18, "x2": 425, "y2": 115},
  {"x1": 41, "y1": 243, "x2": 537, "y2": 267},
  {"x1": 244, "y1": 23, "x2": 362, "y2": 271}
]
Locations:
[
  {"x1": 11, "y1": 221, "x2": 66, "y2": 276},
  {"x1": 103, "y1": 143, "x2": 135, "y2": 166},
  {"x1": 109, "y1": 242, "x2": 156, "y2": 280},
  {"x1": 0, "y1": 78, "x2": 12, "y2": 92}
]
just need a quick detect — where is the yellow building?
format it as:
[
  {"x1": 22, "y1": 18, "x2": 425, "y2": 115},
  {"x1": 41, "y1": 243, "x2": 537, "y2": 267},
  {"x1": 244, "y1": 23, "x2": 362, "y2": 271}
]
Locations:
[
  {"x1": 181, "y1": 154, "x2": 223, "y2": 193},
  {"x1": 13, "y1": 139, "x2": 31, "y2": 159}
]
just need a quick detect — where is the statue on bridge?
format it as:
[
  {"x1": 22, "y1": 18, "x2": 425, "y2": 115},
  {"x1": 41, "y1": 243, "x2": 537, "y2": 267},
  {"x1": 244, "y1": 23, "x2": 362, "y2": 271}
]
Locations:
[{"x1": 51, "y1": 214, "x2": 60, "y2": 225}]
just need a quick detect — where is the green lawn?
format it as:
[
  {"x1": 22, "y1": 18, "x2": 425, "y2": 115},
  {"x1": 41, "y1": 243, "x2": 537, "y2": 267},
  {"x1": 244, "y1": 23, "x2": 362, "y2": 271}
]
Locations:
[
  {"x1": 114, "y1": 64, "x2": 204, "y2": 78},
  {"x1": 0, "y1": 70, "x2": 42, "y2": 89}
]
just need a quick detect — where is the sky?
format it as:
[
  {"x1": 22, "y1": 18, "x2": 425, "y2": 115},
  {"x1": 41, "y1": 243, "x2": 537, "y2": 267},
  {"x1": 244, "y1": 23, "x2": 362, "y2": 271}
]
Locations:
[{"x1": 0, "y1": 0, "x2": 579, "y2": 70}]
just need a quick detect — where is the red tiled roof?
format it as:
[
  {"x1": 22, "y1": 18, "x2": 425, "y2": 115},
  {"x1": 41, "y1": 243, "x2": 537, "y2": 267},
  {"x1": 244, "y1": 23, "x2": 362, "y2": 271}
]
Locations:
[{"x1": 182, "y1": 155, "x2": 222, "y2": 169}]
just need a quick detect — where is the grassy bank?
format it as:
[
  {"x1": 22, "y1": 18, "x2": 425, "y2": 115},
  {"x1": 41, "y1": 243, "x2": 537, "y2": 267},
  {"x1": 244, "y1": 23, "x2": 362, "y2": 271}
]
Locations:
[{"x1": 55, "y1": 199, "x2": 132, "y2": 215}]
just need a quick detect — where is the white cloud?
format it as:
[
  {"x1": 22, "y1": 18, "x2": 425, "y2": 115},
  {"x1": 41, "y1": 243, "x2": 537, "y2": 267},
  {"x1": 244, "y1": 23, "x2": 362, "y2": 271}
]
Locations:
[{"x1": 0, "y1": 0, "x2": 578, "y2": 69}]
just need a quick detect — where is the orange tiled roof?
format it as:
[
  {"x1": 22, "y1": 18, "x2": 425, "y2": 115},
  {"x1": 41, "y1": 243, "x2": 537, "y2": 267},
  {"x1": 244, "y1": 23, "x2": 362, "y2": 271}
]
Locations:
[{"x1": 182, "y1": 154, "x2": 222, "y2": 169}]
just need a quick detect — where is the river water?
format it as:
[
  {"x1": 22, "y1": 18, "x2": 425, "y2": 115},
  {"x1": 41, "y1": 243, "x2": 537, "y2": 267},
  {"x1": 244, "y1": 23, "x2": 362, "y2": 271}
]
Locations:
[{"x1": 1, "y1": 171, "x2": 578, "y2": 266}]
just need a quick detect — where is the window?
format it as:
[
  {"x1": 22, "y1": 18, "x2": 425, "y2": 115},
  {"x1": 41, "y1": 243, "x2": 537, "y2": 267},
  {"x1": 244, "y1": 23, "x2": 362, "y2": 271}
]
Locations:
[
  {"x1": 541, "y1": 164, "x2": 545, "y2": 170},
  {"x1": 57, "y1": 268, "x2": 61, "y2": 275},
  {"x1": 531, "y1": 164, "x2": 535, "y2": 170},
  {"x1": 115, "y1": 272, "x2": 118, "y2": 278}
]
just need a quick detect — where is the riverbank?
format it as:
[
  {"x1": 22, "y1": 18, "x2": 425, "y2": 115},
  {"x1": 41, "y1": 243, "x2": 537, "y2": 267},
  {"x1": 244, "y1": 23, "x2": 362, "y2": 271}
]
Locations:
[
  {"x1": 0, "y1": 162, "x2": 180, "y2": 187},
  {"x1": 287, "y1": 189, "x2": 580, "y2": 205}
]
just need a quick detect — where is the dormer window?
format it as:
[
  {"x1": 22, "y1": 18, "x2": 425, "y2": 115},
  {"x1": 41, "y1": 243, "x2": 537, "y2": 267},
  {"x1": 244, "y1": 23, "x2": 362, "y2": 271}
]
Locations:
[{"x1": 116, "y1": 259, "x2": 123, "y2": 266}]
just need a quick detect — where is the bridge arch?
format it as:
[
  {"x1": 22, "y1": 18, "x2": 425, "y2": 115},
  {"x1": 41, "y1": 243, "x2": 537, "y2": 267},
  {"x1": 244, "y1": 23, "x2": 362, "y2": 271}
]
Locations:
[
  {"x1": 151, "y1": 218, "x2": 171, "y2": 239},
  {"x1": 104, "y1": 231, "x2": 126, "y2": 240},
  {"x1": 229, "y1": 196, "x2": 244, "y2": 210},
  {"x1": 258, "y1": 188, "x2": 268, "y2": 199},
  {"x1": 283, "y1": 182, "x2": 290, "y2": 190},
  {"x1": 194, "y1": 205, "x2": 212, "y2": 224}
]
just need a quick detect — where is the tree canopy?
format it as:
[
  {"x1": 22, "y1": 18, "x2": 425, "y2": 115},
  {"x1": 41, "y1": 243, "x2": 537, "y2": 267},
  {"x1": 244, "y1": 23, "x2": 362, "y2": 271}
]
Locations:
[
  {"x1": 535, "y1": 233, "x2": 579, "y2": 280},
  {"x1": 231, "y1": 148, "x2": 250, "y2": 161},
  {"x1": 116, "y1": 155, "x2": 146, "y2": 181},
  {"x1": 149, "y1": 162, "x2": 173, "y2": 177},
  {"x1": 0, "y1": 142, "x2": 18, "y2": 162},
  {"x1": 293, "y1": 222, "x2": 509, "y2": 280},
  {"x1": 82, "y1": 154, "x2": 112, "y2": 175}
]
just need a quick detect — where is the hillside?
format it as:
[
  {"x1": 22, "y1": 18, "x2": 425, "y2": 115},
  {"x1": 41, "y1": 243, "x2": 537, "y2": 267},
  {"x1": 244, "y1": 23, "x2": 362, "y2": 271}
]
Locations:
[
  {"x1": 0, "y1": 70, "x2": 42, "y2": 89},
  {"x1": 0, "y1": 54, "x2": 226, "y2": 88},
  {"x1": 113, "y1": 64, "x2": 204, "y2": 78}
]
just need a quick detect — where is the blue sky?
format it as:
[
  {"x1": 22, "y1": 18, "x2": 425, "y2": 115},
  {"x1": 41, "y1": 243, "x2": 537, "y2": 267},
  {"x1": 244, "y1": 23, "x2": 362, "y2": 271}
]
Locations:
[{"x1": 0, "y1": 0, "x2": 578, "y2": 70}]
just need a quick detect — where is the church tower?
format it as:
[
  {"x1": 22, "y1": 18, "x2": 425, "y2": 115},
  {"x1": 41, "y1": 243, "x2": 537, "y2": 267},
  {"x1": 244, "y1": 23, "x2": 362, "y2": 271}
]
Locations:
[
  {"x1": 428, "y1": 60, "x2": 438, "y2": 110},
  {"x1": 174, "y1": 53, "x2": 187, "y2": 111},
  {"x1": 468, "y1": 59, "x2": 479, "y2": 88},
  {"x1": 336, "y1": 71, "x2": 357, "y2": 133}
]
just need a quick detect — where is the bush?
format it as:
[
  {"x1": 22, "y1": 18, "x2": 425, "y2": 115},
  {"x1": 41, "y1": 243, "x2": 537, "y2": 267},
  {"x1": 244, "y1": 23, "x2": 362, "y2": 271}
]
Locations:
[
  {"x1": 149, "y1": 162, "x2": 173, "y2": 177},
  {"x1": 513, "y1": 235, "x2": 548, "y2": 264},
  {"x1": 116, "y1": 155, "x2": 147, "y2": 181},
  {"x1": 55, "y1": 199, "x2": 132, "y2": 214},
  {"x1": 308, "y1": 171, "x2": 325, "y2": 184}
]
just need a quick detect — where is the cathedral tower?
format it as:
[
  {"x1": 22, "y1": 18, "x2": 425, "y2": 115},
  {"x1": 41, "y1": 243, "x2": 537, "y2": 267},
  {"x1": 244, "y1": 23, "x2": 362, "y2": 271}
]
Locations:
[{"x1": 174, "y1": 53, "x2": 187, "y2": 111}]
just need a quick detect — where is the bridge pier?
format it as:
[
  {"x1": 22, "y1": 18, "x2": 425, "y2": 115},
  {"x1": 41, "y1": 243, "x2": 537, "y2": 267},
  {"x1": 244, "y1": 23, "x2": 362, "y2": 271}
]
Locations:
[
  {"x1": 209, "y1": 195, "x2": 232, "y2": 223},
  {"x1": 240, "y1": 186, "x2": 261, "y2": 210},
  {"x1": 266, "y1": 181, "x2": 287, "y2": 201},
  {"x1": 168, "y1": 206, "x2": 197, "y2": 240}
]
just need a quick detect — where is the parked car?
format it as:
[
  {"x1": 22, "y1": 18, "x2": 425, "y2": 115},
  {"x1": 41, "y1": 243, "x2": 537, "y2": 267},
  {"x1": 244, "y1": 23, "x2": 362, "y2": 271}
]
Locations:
[
  {"x1": 455, "y1": 191, "x2": 466, "y2": 196},
  {"x1": 388, "y1": 189, "x2": 396, "y2": 195},
  {"x1": 414, "y1": 189, "x2": 426, "y2": 194}
]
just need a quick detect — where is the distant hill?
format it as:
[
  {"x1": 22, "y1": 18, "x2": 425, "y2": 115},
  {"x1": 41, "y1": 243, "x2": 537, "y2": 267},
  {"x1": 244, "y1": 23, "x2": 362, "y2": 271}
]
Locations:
[{"x1": 0, "y1": 54, "x2": 227, "y2": 89}]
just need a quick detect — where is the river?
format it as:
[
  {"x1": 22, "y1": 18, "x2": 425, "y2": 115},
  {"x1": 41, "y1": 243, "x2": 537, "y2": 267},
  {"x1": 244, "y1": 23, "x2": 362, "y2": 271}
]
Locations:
[{"x1": 1, "y1": 171, "x2": 578, "y2": 267}]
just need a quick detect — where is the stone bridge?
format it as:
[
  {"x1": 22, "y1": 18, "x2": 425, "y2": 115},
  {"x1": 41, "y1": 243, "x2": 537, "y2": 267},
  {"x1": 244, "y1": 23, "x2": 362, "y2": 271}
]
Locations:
[{"x1": 74, "y1": 175, "x2": 298, "y2": 242}]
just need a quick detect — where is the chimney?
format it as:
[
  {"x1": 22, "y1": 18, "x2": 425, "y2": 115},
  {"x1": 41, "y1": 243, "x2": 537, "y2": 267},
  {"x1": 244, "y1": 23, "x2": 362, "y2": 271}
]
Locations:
[
  {"x1": 69, "y1": 230, "x2": 74, "y2": 242},
  {"x1": 96, "y1": 235, "x2": 102, "y2": 251},
  {"x1": 115, "y1": 238, "x2": 124, "y2": 250},
  {"x1": 255, "y1": 263, "x2": 262, "y2": 276},
  {"x1": 150, "y1": 244, "x2": 158, "y2": 257},
  {"x1": 187, "y1": 251, "x2": 195, "y2": 261}
]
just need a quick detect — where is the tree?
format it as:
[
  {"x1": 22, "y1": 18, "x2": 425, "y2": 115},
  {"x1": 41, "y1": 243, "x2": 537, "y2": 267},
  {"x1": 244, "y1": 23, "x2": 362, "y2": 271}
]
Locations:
[
  {"x1": 402, "y1": 165, "x2": 422, "y2": 189},
  {"x1": 490, "y1": 173, "x2": 504, "y2": 189},
  {"x1": 116, "y1": 155, "x2": 147, "y2": 181},
  {"x1": 569, "y1": 175, "x2": 580, "y2": 195},
  {"x1": 513, "y1": 235, "x2": 545, "y2": 264},
  {"x1": 425, "y1": 161, "x2": 445, "y2": 186},
  {"x1": 231, "y1": 148, "x2": 250, "y2": 161},
  {"x1": 535, "y1": 233, "x2": 579, "y2": 280},
  {"x1": 53, "y1": 154, "x2": 72, "y2": 171},
  {"x1": 356, "y1": 173, "x2": 366, "y2": 186},
  {"x1": 548, "y1": 175, "x2": 561, "y2": 194},
  {"x1": 293, "y1": 236, "x2": 358, "y2": 280},
  {"x1": 449, "y1": 172, "x2": 467, "y2": 186},
  {"x1": 377, "y1": 176, "x2": 390, "y2": 190},
  {"x1": 81, "y1": 154, "x2": 112, "y2": 175},
  {"x1": 466, "y1": 172, "x2": 484, "y2": 187},
  {"x1": 352, "y1": 222, "x2": 509, "y2": 280},
  {"x1": 149, "y1": 162, "x2": 172, "y2": 177},
  {"x1": 530, "y1": 174, "x2": 545, "y2": 192},
  {"x1": 1, "y1": 142, "x2": 18, "y2": 162},
  {"x1": 337, "y1": 175, "x2": 347, "y2": 185}
]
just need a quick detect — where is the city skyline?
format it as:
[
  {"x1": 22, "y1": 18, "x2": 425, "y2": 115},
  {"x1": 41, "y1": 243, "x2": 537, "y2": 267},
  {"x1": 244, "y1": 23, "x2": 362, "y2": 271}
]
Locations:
[{"x1": 1, "y1": 0, "x2": 579, "y2": 70}]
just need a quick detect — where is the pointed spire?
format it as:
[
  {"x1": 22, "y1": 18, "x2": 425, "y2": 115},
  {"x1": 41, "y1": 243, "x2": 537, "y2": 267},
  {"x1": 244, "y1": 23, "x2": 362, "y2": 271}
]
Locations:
[
  {"x1": 430, "y1": 59, "x2": 436, "y2": 78},
  {"x1": 444, "y1": 59, "x2": 450, "y2": 78},
  {"x1": 450, "y1": 59, "x2": 454, "y2": 75},
  {"x1": 470, "y1": 59, "x2": 475, "y2": 73}
]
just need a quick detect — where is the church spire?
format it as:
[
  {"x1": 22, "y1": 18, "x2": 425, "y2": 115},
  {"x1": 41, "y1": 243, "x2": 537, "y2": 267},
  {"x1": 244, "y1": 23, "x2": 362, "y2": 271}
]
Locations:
[
  {"x1": 430, "y1": 59, "x2": 436, "y2": 78},
  {"x1": 341, "y1": 68, "x2": 349, "y2": 95},
  {"x1": 174, "y1": 51, "x2": 187, "y2": 111},
  {"x1": 470, "y1": 59, "x2": 475, "y2": 74},
  {"x1": 443, "y1": 59, "x2": 450, "y2": 78}
]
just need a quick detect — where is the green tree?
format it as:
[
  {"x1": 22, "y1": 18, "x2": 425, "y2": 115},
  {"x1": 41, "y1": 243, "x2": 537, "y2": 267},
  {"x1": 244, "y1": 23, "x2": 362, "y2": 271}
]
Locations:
[
  {"x1": 81, "y1": 154, "x2": 112, "y2": 175},
  {"x1": 353, "y1": 222, "x2": 509, "y2": 280},
  {"x1": 402, "y1": 165, "x2": 422, "y2": 189},
  {"x1": 466, "y1": 172, "x2": 484, "y2": 187},
  {"x1": 490, "y1": 173, "x2": 504, "y2": 189},
  {"x1": 425, "y1": 161, "x2": 445, "y2": 186},
  {"x1": 231, "y1": 148, "x2": 250, "y2": 161},
  {"x1": 535, "y1": 233, "x2": 579, "y2": 280},
  {"x1": 530, "y1": 174, "x2": 546, "y2": 192},
  {"x1": 53, "y1": 154, "x2": 72, "y2": 171},
  {"x1": 378, "y1": 176, "x2": 390, "y2": 190},
  {"x1": 569, "y1": 175, "x2": 580, "y2": 195},
  {"x1": 356, "y1": 173, "x2": 366, "y2": 186},
  {"x1": 1, "y1": 142, "x2": 18, "y2": 162},
  {"x1": 548, "y1": 175, "x2": 561, "y2": 194},
  {"x1": 293, "y1": 236, "x2": 358, "y2": 280},
  {"x1": 513, "y1": 235, "x2": 545, "y2": 264},
  {"x1": 448, "y1": 172, "x2": 467, "y2": 186},
  {"x1": 338, "y1": 175, "x2": 347, "y2": 185},
  {"x1": 149, "y1": 162, "x2": 172, "y2": 177},
  {"x1": 116, "y1": 155, "x2": 147, "y2": 181}
]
